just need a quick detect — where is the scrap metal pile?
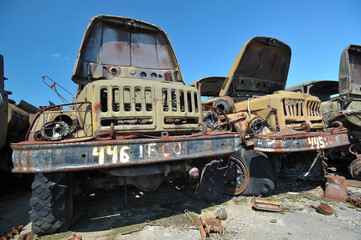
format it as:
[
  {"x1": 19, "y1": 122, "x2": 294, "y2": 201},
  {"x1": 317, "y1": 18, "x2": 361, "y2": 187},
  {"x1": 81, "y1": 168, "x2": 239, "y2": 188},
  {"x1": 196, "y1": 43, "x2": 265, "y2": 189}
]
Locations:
[{"x1": 2, "y1": 14, "x2": 361, "y2": 237}]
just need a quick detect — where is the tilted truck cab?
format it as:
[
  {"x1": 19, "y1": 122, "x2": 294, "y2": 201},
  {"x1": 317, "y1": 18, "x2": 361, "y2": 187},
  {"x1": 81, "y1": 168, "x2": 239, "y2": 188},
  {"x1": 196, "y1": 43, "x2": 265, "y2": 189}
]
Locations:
[{"x1": 191, "y1": 37, "x2": 349, "y2": 195}]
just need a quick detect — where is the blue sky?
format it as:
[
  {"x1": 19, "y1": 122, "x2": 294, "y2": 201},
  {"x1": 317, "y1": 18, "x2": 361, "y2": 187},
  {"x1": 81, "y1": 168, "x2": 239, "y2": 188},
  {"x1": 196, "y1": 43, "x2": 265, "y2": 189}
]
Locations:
[{"x1": 0, "y1": 0, "x2": 360, "y2": 107}]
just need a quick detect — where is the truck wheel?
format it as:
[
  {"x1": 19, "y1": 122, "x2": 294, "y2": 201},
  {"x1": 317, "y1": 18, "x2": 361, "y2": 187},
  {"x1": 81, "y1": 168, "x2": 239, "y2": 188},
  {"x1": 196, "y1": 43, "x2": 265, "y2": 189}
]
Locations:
[
  {"x1": 224, "y1": 153, "x2": 249, "y2": 195},
  {"x1": 235, "y1": 148, "x2": 276, "y2": 197},
  {"x1": 30, "y1": 172, "x2": 73, "y2": 235},
  {"x1": 280, "y1": 152, "x2": 324, "y2": 180}
]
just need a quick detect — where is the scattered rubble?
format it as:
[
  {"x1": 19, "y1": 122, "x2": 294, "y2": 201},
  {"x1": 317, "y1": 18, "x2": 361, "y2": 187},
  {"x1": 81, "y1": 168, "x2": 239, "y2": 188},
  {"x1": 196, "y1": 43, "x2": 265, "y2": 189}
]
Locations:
[
  {"x1": 1, "y1": 225, "x2": 23, "y2": 240},
  {"x1": 310, "y1": 203, "x2": 334, "y2": 215},
  {"x1": 252, "y1": 197, "x2": 284, "y2": 212}
]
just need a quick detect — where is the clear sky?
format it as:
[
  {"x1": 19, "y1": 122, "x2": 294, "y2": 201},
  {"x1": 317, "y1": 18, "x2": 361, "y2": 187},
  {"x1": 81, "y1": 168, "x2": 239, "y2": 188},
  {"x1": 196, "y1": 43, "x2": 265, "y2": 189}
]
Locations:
[{"x1": 0, "y1": 0, "x2": 360, "y2": 107}]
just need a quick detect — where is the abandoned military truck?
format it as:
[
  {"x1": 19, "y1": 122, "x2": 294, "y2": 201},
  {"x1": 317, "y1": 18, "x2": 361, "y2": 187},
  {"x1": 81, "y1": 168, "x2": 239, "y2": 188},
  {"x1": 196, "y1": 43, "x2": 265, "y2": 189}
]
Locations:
[
  {"x1": 286, "y1": 44, "x2": 361, "y2": 180},
  {"x1": 0, "y1": 54, "x2": 38, "y2": 174},
  {"x1": 11, "y1": 15, "x2": 244, "y2": 235},
  {"x1": 191, "y1": 37, "x2": 349, "y2": 196}
]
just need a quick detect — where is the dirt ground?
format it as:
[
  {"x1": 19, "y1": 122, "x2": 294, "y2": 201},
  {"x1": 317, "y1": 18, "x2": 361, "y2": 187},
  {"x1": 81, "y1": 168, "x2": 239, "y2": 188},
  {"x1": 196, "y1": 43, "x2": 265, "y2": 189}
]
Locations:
[{"x1": 1, "y1": 179, "x2": 361, "y2": 240}]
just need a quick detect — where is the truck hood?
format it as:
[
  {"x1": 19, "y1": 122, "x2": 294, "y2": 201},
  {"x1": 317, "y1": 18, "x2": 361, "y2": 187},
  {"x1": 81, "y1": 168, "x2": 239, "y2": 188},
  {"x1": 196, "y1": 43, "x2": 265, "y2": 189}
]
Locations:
[
  {"x1": 339, "y1": 44, "x2": 361, "y2": 96},
  {"x1": 286, "y1": 80, "x2": 338, "y2": 101},
  {"x1": 190, "y1": 37, "x2": 291, "y2": 97},
  {"x1": 220, "y1": 37, "x2": 291, "y2": 97},
  {"x1": 72, "y1": 15, "x2": 183, "y2": 85},
  {"x1": 190, "y1": 76, "x2": 226, "y2": 97}
]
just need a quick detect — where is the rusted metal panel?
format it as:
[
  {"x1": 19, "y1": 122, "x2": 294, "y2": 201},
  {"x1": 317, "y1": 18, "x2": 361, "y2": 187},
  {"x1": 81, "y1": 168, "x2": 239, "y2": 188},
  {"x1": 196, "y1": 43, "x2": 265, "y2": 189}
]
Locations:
[
  {"x1": 254, "y1": 126, "x2": 349, "y2": 152},
  {"x1": 323, "y1": 175, "x2": 348, "y2": 202},
  {"x1": 12, "y1": 133, "x2": 240, "y2": 173},
  {"x1": 252, "y1": 197, "x2": 283, "y2": 212}
]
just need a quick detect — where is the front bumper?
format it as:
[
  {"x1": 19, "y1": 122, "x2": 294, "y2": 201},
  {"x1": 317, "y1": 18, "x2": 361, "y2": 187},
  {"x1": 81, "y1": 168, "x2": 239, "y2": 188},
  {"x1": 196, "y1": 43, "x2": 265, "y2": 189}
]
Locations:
[
  {"x1": 12, "y1": 132, "x2": 240, "y2": 173},
  {"x1": 254, "y1": 127, "x2": 349, "y2": 152}
]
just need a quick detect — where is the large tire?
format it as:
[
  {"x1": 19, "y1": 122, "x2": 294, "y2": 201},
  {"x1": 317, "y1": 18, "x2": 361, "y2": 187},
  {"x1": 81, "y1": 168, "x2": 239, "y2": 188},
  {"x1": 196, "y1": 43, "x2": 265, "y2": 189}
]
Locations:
[
  {"x1": 224, "y1": 153, "x2": 249, "y2": 195},
  {"x1": 280, "y1": 152, "x2": 324, "y2": 181},
  {"x1": 236, "y1": 148, "x2": 276, "y2": 197},
  {"x1": 30, "y1": 172, "x2": 73, "y2": 235},
  {"x1": 190, "y1": 160, "x2": 228, "y2": 202}
]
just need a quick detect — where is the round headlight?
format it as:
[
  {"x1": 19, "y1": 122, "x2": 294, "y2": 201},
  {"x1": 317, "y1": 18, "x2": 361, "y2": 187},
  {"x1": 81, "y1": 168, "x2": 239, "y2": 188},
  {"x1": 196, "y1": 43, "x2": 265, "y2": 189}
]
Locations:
[{"x1": 250, "y1": 118, "x2": 265, "y2": 134}]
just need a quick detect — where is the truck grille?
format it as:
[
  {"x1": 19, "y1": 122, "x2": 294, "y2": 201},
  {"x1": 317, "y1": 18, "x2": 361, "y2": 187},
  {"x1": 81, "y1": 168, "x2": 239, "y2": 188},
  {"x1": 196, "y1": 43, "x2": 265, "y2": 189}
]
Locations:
[
  {"x1": 161, "y1": 87, "x2": 200, "y2": 127},
  {"x1": 281, "y1": 98, "x2": 323, "y2": 128},
  {"x1": 282, "y1": 99, "x2": 321, "y2": 117},
  {"x1": 96, "y1": 82, "x2": 201, "y2": 134}
]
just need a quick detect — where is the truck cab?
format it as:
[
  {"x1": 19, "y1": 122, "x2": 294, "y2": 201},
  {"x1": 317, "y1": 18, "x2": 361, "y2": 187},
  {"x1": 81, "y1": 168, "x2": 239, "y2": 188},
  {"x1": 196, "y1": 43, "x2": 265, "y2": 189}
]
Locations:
[{"x1": 191, "y1": 37, "x2": 349, "y2": 188}]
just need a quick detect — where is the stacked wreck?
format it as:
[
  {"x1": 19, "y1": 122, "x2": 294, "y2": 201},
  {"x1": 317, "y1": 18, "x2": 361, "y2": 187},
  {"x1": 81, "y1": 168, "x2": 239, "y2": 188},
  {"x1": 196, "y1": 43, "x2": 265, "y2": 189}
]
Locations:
[
  {"x1": 7, "y1": 15, "x2": 359, "y2": 236},
  {"x1": 0, "y1": 54, "x2": 38, "y2": 174}
]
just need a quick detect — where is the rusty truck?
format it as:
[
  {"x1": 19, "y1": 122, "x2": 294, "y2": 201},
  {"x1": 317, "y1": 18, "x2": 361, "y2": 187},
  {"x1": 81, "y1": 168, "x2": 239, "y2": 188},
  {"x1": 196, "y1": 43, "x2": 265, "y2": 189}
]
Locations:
[
  {"x1": 191, "y1": 37, "x2": 349, "y2": 196},
  {"x1": 286, "y1": 44, "x2": 361, "y2": 180},
  {"x1": 0, "y1": 54, "x2": 37, "y2": 178},
  {"x1": 11, "y1": 15, "x2": 245, "y2": 235}
]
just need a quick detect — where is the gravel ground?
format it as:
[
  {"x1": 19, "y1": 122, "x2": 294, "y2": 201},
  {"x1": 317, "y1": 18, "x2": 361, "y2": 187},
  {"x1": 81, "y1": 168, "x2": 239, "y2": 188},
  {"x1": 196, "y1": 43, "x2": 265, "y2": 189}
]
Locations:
[{"x1": 1, "y1": 179, "x2": 361, "y2": 240}]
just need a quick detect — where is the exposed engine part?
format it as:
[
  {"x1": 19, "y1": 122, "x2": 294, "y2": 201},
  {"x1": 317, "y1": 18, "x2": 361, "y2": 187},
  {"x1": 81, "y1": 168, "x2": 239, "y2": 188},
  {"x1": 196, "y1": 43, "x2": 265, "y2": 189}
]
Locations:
[
  {"x1": 85, "y1": 174, "x2": 164, "y2": 192},
  {"x1": 41, "y1": 121, "x2": 70, "y2": 140},
  {"x1": 249, "y1": 118, "x2": 265, "y2": 134},
  {"x1": 350, "y1": 157, "x2": 361, "y2": 180},
  {"x1": 131, "y1": 174, "x2": 164, "y2": 192},
  {"x1": 198, "y1": 122, "x2": 207, "y2": 134},
  {"x1": 203, "y1": 111, "x2": 219, "y2": 129},
  {"x1": 188, "y1": 167, "x2": 200, "y2": 181},
  {"x1": 213, "y1": 96, "x2": 234, "y2": 114}
]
